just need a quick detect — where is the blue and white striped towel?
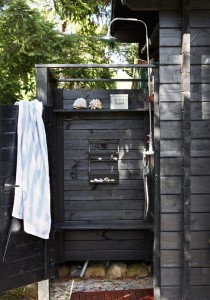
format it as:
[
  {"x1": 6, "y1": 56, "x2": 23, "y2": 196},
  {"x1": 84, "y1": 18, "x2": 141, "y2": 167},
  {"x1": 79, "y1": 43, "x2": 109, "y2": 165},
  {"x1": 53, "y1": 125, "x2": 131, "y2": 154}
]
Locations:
[{"x1": 12, "y1": 99, "x2": 51, "y2": 239}]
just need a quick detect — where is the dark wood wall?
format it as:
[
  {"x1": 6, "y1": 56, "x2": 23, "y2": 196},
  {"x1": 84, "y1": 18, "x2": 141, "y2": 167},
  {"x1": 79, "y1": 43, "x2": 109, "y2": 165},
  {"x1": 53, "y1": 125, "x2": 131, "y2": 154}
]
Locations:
[
  {"x1": 190, "y1": 7, "x2": 210, "y2": 299},
  {"x1": 54, "y1": 89, "x2": 153, "y2": 262},
  {"x1": 0, "y1": 106, "x2": 53, "y2": 294},
  {"x1": 159, "y1": 4, "x2": 210, "y2": 300},
  {"x1": 159, "y1": 9, "x2": 183, "y2": 300}
]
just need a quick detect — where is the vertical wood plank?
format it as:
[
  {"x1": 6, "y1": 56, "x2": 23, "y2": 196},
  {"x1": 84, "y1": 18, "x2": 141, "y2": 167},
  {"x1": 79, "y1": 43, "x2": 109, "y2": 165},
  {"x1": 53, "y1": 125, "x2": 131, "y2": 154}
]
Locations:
[
  {"x1": 153, "y1": 69, "x2": 160, "y2": 300},
  {"x1": 38, "y1": 280, "x2": 49, "y2": 300},
  {"x1": 36, "y1": 67, "x2": 48, "y2": 105},
  {"x1": 181, "y1": 1, "x2": 191, "y2": 299}
]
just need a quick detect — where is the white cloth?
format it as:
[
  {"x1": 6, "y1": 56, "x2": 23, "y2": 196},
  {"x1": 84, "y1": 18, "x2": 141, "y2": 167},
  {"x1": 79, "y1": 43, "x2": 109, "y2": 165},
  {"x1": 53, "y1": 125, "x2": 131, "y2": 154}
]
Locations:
[{"x1": 12, "y1": 99, "x2": 51, "y2": 239}]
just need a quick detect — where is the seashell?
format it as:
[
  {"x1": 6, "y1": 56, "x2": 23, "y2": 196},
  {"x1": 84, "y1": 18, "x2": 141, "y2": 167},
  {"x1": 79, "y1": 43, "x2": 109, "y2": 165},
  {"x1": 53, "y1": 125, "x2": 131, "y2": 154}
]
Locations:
[
  {"x1": 73, "y1": 98, "x2": 87, "y2": 109},
  {"x1": 89, "y1": 98, "x2": 104, "y2": 110}
]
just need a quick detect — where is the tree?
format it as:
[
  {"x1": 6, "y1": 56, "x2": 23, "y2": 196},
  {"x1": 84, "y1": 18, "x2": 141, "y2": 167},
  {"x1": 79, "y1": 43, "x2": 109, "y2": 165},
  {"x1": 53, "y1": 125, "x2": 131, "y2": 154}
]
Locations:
[{"x1": 0, "y1": 0, "x2": 114, "y2": 103}]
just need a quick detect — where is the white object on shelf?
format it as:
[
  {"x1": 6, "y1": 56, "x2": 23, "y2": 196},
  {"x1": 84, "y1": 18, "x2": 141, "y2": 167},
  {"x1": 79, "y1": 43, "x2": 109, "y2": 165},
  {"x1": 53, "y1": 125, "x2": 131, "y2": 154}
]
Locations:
[{"x1": 110, "y1": 94, "x2": 128, "y2": 109}]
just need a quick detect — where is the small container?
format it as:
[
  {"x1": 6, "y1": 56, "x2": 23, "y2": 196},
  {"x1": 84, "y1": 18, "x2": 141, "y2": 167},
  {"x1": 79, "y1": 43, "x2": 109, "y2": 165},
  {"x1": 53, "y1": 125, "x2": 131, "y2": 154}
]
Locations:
[{"x1": 110, "y1": 94, "x2": 128, "y2": 109}]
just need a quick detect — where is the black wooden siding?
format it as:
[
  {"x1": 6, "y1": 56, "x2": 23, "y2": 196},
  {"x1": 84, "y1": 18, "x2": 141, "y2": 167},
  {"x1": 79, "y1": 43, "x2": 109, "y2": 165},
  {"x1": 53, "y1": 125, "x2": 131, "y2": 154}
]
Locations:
[
  {"x1": 0, "y1": 105, "x2": 51, "y2": 293},
  {"x1": 159, "y1": 10, "x2": 183, "y2": 299},
  {"x1": 190, "y1": 8, "x2": 210, "y2": 299},
  {"x1": 159, "y1": 6, "x2": 210, "y2": 300},
  {"x1": 54, "y1": 89, "x2": 153, "y2": 262}
]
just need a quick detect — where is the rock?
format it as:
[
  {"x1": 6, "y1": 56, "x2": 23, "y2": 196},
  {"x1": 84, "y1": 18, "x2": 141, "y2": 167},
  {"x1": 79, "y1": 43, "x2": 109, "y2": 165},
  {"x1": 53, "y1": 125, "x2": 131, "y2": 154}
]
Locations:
[
  {"x1": 58, "y1": 264, "x2": 70, "y2": 278},
  {"x1": 106, "y1": 262, "x2": 127, "y2": 278},
  {"x1": 127, "y1": 263, "x2": 149, "y2": 278},
  {"x1": 70, "y1": 264, "x2": 82, "y2": 277},
  {"x1": 84, "y1": 263, "x2": 106, "y2": 277},
  {"x1": 24, "y1": 283, "x2": 38, "y2": 299}
]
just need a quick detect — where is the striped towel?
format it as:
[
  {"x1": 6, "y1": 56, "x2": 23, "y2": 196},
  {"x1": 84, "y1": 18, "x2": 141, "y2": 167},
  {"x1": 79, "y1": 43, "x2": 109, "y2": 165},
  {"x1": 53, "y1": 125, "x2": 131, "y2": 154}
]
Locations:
[{"x1": 12, "y1": 99, "x2": 51, "y2": 239}]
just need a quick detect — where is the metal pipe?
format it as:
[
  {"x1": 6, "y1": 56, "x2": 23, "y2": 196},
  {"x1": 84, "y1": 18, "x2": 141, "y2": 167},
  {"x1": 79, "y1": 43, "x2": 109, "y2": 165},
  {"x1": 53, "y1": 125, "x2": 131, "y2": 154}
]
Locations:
[{"x1": 80, "y1": 260, "x2": 89, "y2": 277}]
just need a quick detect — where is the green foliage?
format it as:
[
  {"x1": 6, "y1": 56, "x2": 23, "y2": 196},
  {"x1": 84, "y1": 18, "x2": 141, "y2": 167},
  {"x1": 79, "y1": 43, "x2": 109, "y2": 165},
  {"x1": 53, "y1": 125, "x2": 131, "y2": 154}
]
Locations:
[
  {"x1": 53, "y1": 0, "x2": 111, "y2": 25},
  {"x1": 0, "y1": 0, "x2": 114, "y2": 103}
]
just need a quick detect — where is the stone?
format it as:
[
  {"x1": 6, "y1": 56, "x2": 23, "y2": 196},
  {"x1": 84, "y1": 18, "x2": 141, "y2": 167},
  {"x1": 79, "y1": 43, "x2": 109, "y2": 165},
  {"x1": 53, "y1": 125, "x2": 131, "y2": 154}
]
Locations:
[
  {"x1": 127, "y1": 263, "x2": 149, "y2": 278},
  {"x1": 84, "y1": 263, "x2": 106, "y2": 277},
  {"x1": 24, "y1": 283, "x2": 38, "y2": 299},
  {"x1": 106, "y1": 262, "x2": 127, "y2": 278},
  {"x1": 58, "y1": 264, "x2": 70, "y2": 278}
]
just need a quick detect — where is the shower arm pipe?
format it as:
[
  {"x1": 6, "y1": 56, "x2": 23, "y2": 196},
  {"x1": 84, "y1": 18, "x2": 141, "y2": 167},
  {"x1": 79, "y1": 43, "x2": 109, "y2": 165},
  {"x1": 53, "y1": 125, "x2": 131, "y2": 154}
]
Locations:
[{"x1": 107, "y1": 17, "x2": 153, "y2": 153}]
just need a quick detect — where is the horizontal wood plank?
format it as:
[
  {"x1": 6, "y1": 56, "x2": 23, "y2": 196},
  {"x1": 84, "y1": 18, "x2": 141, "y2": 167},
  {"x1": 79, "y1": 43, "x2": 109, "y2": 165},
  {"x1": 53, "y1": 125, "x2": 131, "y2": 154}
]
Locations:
[
  {"x1": 161, "y1": 232, "x2": 182, "y2": 250},
  {"x1": 191, "y1": 139, "x2": 210, "y2": 157},
  {"x1": 192, "y1": 213, "x2": 210, "y2": 230},
  {"x1": 160, "y1": 158, "x2": 182, "y2": 175},
  {"x1": 159, "y1": 29, "x2": 181, "y2": 47},
  {"x1": 161, "y1": 267, "x2": 182, "y2": 285},
  {"x1": 159, "y1": 84, "x2": 181, "y2": 102},
  {"x1": 159, "y1": 66, "x2": 181, "y2": 84},
  {"x1": 191, "y1": 176, "x2": 210, "y2": 193},
  {"x1": 191, "y1": 268, "x2": 210, "y2": 286},
  {"x1": 192, "y1": 231, "x2": 210, "y2": 250},
  {"x1": 161, "y1": 176, "x2": 182, "y2": 194},
  {"x1": 161, "y1": 250, "x2": 182, "y2": 267},
  {"x1": 161, "y1": 213, "x2": 182, "y2": 231},
  {"x1": 64, "y1": 190, "x2": 143, "y2": 201},
  {"x1": 161, "y1": 195, "x2": 182, "y2": 213},
  {"x1": 192, "y1": 250, "x2": 210, "y2": 267},
  {"x1": 159, "y1": 11, "x2": 181, "y2": 28},
  {"x1": 191, "y1": 195, "x2": 210, "y2": 212},
  {"x1": 160, "y1": 140, "x2": 182, "y2": 157},
  {"x1": 160, "y1": 121, "x2": 181, "y2": 139}
]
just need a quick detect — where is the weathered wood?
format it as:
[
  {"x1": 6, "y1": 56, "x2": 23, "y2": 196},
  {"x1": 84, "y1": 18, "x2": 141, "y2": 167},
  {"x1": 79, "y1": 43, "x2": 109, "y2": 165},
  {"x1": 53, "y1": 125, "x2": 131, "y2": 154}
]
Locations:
[
  {"x1": 191, "y1": 213, "x2": 210, "y2": 230},
  {"x1": 192, "y1": 231, "x2": 210, "y2": 249},
  {"x1": 160, "y1": 140, "x2": 182, "y2": 157},
  {"x1": 160, "y1": 176, "x2": 182, "y2": 194},
  {"x1": 191, "y1": 287, "x2": 210, "y2": 300},
  {"x1": 159, "y1": 66, "x2": 181, "y2": 83},
  {"x1": 161, "y1": 213, "x2": 182, "y2": 231},
  {"x1": 191, "y1": 102, "x2": 210, "y2": 120},
  {"x1": 191, "y1": 66, "x2": 210, "y2": 83},
  {"x1": 38, "y1": 280, "x2": 49, "y2": 300},
  {"x1": 161, "y1": 267, "x2": 182, "y2": 285},
  {"x1": 191, "y1": 268, "x2": 210, "y2": 285},
  {"x1": 191, "y1": 195, "x2": 210, "y2": 212},
  {"x1": 161, "y1": 195, "x2": 182, "y2": 213},
  {"x1": 159, "y1": 47, "x2": 181, "y2": 65},
  {"x1": 161, "y1": 232, "x2": 182, "y2": 249},
  {"x1": 190, "y1": 10, "x2": 210, "y2": 27},
  {"x1": 64, "y1": 119, "x2": 144, "y2": 130},
  {"x1": 191, "y1": 158, "x2": 210, "y2": 175},
  {"x1": 191, "y1": 29, "x2": 210, "y2": 46},
  {"x1": 191, "y1": 176, "x2": 210, "y2": 193},
  {"x1": 191, "y1": 250, "x2": 210, "y2": 267},
  {"x1": 192, "y1": 121, "x2": 210, "y2": 138},
  {"x1": 64, "y1": 129, "x2": 145, "y2": 140},
  {"x1": 160, "y1": 121, "x2": 182, "y2": 139},
  {"x1": 159, "y1": 11, "x2": 181, "y2": 28},
  {"x1": 159, "y1": 29, "x2": 181, "y2": 47},
  {"x1": 160, "y1": 158, "x2": 182, "y2": 175},
  {"x1": 161, "y1": 250, "x2": 182, "y2": 267},
  {"x1": 64, "y1": 200, "x2": 144, "y2": 210},
  {"x1": 159, "y1": 84, "x2": 181, "y2": 102},
  {"x1": 123, "y1": 0, "x2": 179, "y2": 10},
  {"x1": 64, "y1": 209, "x2": 144, "y2": 221},
  {"x1": 65, "y1": 239, "x2": 145, "y2": 251},
  {"x1": 65, "y1": 249, "x2": 151, "y2": 261},
  {"x1": 159, "y1": 103, "x2": 181, "y2": 121},
  {"x1": 161, "y1": 287, "x2": 181, "y2": 300},
  {"x1": 191, "y1": 47, "x2": 210, "y2": 65},
  {"x1": 191, "y1": 84, "x2": 210, "y2": 101},
  {"x1": 64, "y1": 230, "x2": 147, "y2": 240}
]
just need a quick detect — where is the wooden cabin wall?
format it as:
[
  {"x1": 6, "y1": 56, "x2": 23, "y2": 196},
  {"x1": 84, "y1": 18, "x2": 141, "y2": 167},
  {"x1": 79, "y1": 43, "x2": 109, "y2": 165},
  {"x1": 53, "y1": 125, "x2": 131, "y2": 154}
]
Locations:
[
  {"x1": 159, "y1": 10, "x2": 183, "y2": 299},
  {"x1": 159, "y1": 5, "x2": 210, "y2": 300},
  {"x1": 190, "y1": 7, "x2": 210, "y2": 299},
  {"x1": 53, "y1": 89, "x2": 153, "y2": 262}
]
